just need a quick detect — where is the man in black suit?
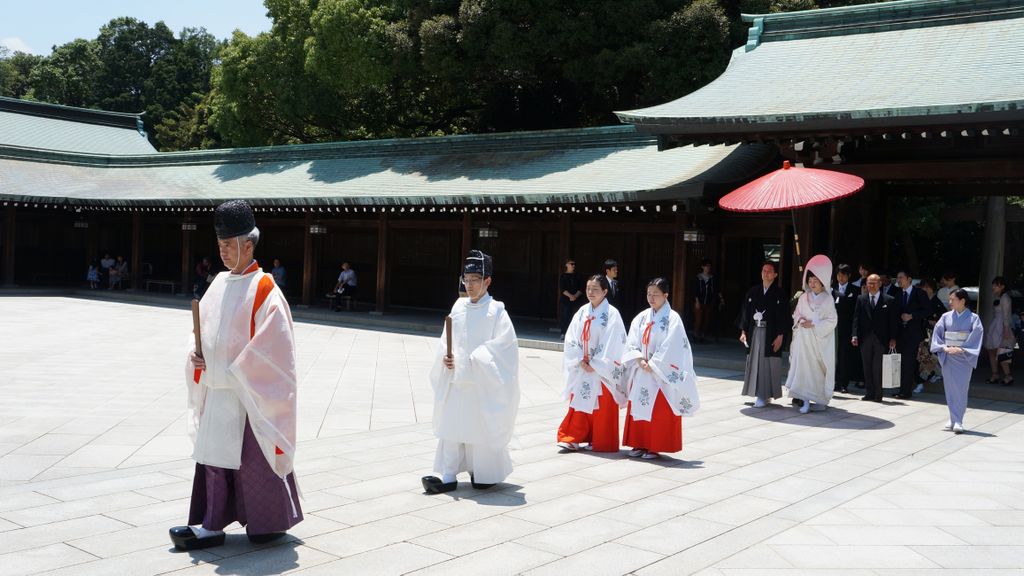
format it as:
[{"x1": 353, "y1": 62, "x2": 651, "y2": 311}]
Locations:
[
  {"x1": 604, "y1": 259, "x2": 621, "y2": 311},
  {"x1": 852, "y1": 274, "x2": 898, "y2": 402},
  {"x1": 894, "y1": 270, "x2": 931, "y2": 398},
  {"x1": 833, "y1": 264, "x2": 861, "y2": 393}
]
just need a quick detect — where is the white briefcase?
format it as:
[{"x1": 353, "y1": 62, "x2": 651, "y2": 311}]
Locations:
[{"x1": 882, "y1": 349, "x2": 901, "y2": 389}]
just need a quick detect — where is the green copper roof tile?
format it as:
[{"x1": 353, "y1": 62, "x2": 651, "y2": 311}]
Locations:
[
  {"x1": 0, "y1": 101, "x2": 156, "y2": 155},
  {"x1": 0, "y1": 127, "x2": 775, "y2": 207},
  {"x1": 617, "y1": 1, "x2": 1024, "y2": 137}
]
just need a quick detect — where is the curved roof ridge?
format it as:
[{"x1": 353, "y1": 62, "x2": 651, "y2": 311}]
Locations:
[
  {"x1": 741, "y1": 0, "x2": 1023, "y2": 49},
  {"x1": 0, "y1": 96, "x2": 143, "y2": 130}
]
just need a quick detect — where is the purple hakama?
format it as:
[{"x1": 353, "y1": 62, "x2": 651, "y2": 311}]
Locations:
[{"x1": 188, "y1": 419, "x2": 303, "y2": 535}]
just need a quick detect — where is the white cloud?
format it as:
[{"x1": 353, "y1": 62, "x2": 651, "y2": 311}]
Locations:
[{"x1": 1, "y1": 37, "x2": 35, "y2": 55}]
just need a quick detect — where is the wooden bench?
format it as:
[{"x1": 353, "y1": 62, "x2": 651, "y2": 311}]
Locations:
[
  {"x1": 324, "y1": 293, "x2": 355, "y2": 311},
  {"x1": 146, "y1": 280, "x2": 179, "y2": 295}
]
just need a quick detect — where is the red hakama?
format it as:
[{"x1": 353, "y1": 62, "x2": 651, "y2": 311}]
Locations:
[
  {"x1": 556, "y1": 383, "x2": 620, "y2": 452},
  {"x1": 622, "y1": 389, "x2": 682, "y2": 454}
]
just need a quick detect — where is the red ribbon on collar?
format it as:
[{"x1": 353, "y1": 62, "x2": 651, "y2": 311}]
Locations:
[
  {"x1": 582, "y1": 315, "x2": 593, "y2": 363},
  {"x1": 642, "y1": 320, "x2": 654, "y2": 360}
]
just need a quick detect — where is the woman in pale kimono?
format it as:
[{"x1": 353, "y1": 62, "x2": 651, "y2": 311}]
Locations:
[
  {"x1": 558, "y1": 275, "x2": 628, "y2": 452},
  {"x1": 621, "y1": 278, "x2": 700, "y2": 459},
  {"x1": 785, "y1": 255, "x2": 838, "y2": 414},
  {"x1": 931, "y1": 288, "x2": 984, "y2": 433}
]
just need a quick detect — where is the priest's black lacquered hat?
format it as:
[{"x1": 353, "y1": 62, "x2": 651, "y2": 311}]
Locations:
[
  {"x1": 463, "y1": 249, "x2": 492, "y2": 278},
  {"x1": 214, "y1": 199, "x2": 256, "y2": 239}
]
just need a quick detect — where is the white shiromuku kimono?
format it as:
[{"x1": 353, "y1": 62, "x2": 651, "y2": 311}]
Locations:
[
  {"x1": 563, "y1": 299, "x2": 628, "y2": 412},
  {"x1": 186, "y1": 262, "x2": 298, "y2": 478},
  {"x1": 622, "y1": 305, "x2": 700, "y2": 421},
  {"x1": 429, "y1": 293, "x2": 520, "y2": 484},
  {"x1": 785, "y1": 255, "x2": 837, "y2": 406}
]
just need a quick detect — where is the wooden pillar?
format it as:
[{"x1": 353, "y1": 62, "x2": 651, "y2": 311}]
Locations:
[
  {"x1": 558, "y1": 214, "x2": 570, "y2": 267},
  {"x1": 3, "y1": 206, "x2": 15, "y2": 287},
  {"x1": 375, "y1": 213, "x2": 388, "y2": 314},
  {"x1": 87, "y1": 218, "x2": 99, "y2": 272},
  {"x1": 129, "y1": 213, "x2": 142, "y2": 291},
  {"x1": 181, "y1": 222, "x2": 192, "y2": 297},
  {"x1": 672, "y1": 211, "x2": 687, "y2": 315},
  {"x1": 623, "y1": 223, "x2": 637, "y2": 317},
  {"x1": 461, "y1": 213, "x2": 472, "y2": 257},
  {"x1": 558, "y1": 214, "x2": 571, "y2": 324},
  {"x1": 302, "y1": 214, "x2": 313, "y2": 306},
  {"x1": 979, "y1": 195, "x2": 1006, "y2": 320}
]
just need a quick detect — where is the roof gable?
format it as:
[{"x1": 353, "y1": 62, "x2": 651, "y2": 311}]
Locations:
[{"x1": 0, "y1": 96, "x2": 155, "y2": 155}]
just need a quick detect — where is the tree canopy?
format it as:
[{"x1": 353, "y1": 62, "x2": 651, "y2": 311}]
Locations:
[{"x1": 0, "y1": 0, "x2": 871, "y2": 150}]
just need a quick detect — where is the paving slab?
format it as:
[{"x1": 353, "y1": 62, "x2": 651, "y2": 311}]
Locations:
[{"x1": 0, "y1": 296, "x2": 1022, "y2": 575}]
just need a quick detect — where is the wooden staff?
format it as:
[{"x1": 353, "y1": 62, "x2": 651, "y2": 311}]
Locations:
[
  {"x1": 191, "y1": 299, "x2": 203, "y2": 358},
  {"x1": 445, "y1": 316, "x2": 453, "y2": 359}
]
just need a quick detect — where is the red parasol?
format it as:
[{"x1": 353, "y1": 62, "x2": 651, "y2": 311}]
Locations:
[
  {"x1": 718, "y1": 160, "x2": 864, "y2": 212},
  {"x1": 718, "y1": 160, "x2": 864, "y2": 269}
]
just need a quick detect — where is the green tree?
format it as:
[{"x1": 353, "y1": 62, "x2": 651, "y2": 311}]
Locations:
[
  {"x1": 0, "y1": 48, "x2": 43, "y2": 99},
  {"x1": 28, "y1": 39, "x2": 101, "y2": 107}
]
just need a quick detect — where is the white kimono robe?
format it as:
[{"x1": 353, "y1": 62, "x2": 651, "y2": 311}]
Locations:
[
  {"x1": 563, "y1": 299, "x2": 628, "y2": 412},
  {"x1": 429, "y1": 293, "x2": 520, "y2": 484},
  {"x1": 186, "y1": 262, "x2": 298, "y2": 478},
  {"x1": 785, "y1": 288, "x2": 838, "y2": 406},
  {"x1": 622, "y1": 305, "x2": 700, "y2": 421}
]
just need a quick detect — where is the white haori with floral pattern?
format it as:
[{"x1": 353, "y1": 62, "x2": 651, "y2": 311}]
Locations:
[
  {"x1": 622, "y1": 304, "x2": 700, "y2": 421},
  {"x1": 563, "y1": 299, "x2": 628, "y2": 413}
]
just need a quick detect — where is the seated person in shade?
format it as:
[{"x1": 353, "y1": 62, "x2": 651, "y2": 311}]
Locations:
[{"x1": 331, "y1": 261, "x2": 357, "y2": 309}]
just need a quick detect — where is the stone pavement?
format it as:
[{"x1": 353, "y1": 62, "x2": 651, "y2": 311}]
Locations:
[{"x1": 1, "y1": 296, "x2": 1022, "y2": 575}]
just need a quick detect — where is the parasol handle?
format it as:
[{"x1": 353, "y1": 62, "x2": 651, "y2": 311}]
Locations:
[{"x1": 791, "y1": 209, "x2": 804, "y2": 273}]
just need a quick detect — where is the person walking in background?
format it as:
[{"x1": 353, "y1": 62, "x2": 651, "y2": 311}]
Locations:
[
  {"x1": 604, "y1": 259, "x2": 621, "y2": 311},
  {"x1": 558, "y1": 259, "x2": 582, "y2": 339},
  {"x1": 852, "y1": 263, "x2": 870, "y2": 288},
  {"x1": 833, "y1": 263, "x2": 862, "y2": 393},
  {"x1": 894, "y1": 271, "x2": 930, "y2": 399},
  {"x1": 693, "y1": 258, "x2": 723, "y2": 343},
  {"x1": 86, "y1": 260, "x2": 100, "y2": 289},
  {"x1": 786, "y1": 255, "x2": 838, "y2": 414},
  {"x1": 984, "y1": 276, "x2": 1014, "y2": 386},
  {"x1": 195, "y1": 257, "x2": 213, "y2": 298},
  {"x1": 270, "y1": 258, "x2": 287, "y2": 291},
  {"x1": 931, "y1": 288, "x2": 984, "y2": 433},
  {"x1": 740, "y1": 261, "x2": 788, "y2": 407},
  {"x1": 916, "y1": 278, "x2": 946, "y2": 388},
  {"x1": 557, "y1": 275, "x2": 628, "y2": 452},
  {"x1": 937, "y1": 272, "x2": 960, "y2": 311},
  {"x1": 852, "y1": 274, "x2": 899, "y2": 403}
]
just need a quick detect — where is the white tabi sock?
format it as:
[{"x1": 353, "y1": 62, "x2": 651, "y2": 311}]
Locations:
[
  {"x1": 194, "y1": 526, "x2": 224, "y2": 538},
  {"x1": 440, "y1": 473, "x2": 456, "y2": 483}
]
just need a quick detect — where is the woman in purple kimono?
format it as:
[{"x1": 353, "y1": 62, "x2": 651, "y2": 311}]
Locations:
[{"x1": 930, "y1": 288, "x2": 984, "y2": 434}]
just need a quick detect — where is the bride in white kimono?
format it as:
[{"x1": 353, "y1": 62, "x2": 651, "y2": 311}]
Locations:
[{"x1": 786, "y1": 254, "x2": 838, "y2": 414}]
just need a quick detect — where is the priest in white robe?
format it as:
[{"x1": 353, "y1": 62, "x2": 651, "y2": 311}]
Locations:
[
  {"x1": 422, "y1": 250, "x2": 520, "y2": 494},
  {"x1": 785, "y1": 254, "x2": 838, "y2": 414},
  {"x1": 171, "y1": 199, "x2": 301, "y2": 551}
]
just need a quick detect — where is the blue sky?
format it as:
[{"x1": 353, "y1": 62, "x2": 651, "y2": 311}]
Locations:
[{"x1": 1, "y1": 0, "x2": 273, "y2": 55}]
